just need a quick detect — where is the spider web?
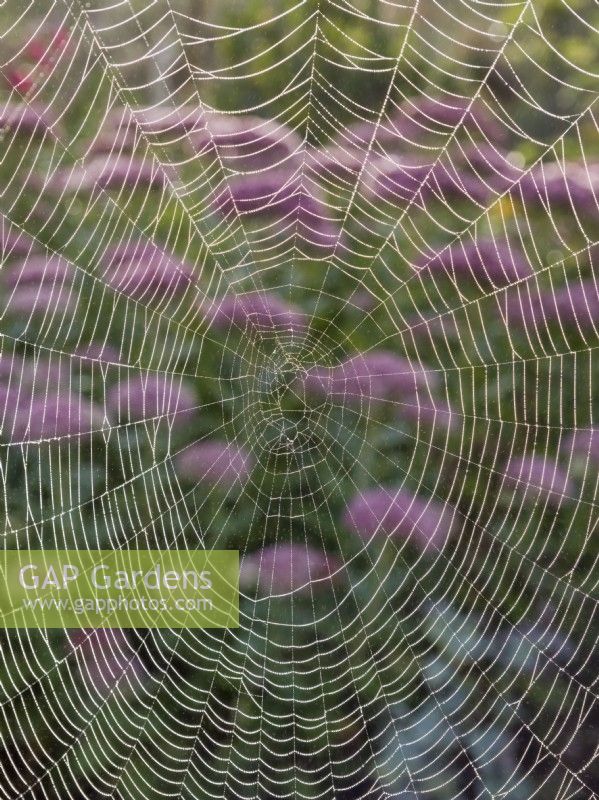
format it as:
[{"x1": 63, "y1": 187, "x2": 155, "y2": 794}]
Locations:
[{"x1": 0, "y1": 0, "x2": 597, "y2": 798}]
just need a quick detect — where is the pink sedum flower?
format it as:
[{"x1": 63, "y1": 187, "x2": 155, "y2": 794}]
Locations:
[
  {"x1": 364, "y1": 156, "x2": 491, "y2": 206},
  {"x1": 90, "y1": 125, "x2": 139, "y2": 156},
  {"x1": 8, "y1": 392, "x2": 103, "y2": 442},
  {"x1": 192, "y1": 113, "x2": 302, "y2": 170},
  {"x1": 17, "y1": 358, "x2": 71, "y2": 393},
  {"x1": 417, "y1": 239, "x2": 532, "y2": 287},
  {"x1": 309, "y1": 144, "x2": 364, "y2": 180},
  {"x1": 0, "y1": 101, "x2": 58, "y2": 135},
  {"x1": 105, "y1": 107, "x2": 302, "y2": 169},
  {"x1": 26, "y1": 26, "x2": 70, "y2": 65},
  {"x1": 396, "y1": 397, "x2": 456, "y2": 431},
  {"x1": 502, "y1": 280, "x2": 599, "y2": 331},
  {"x1": 50, "y1": 155, "x2": 166, "y2": 193},
  {"x1": 459, "y1": 144, "x2": 523, "y2": 179},
  {"x1": 106, "y1": 375, "x2": 197, "y2": 428},
  {"x1": 330, "y1": 119, "x2": 410, "y2": 178},
  {"x1": 363, "y1": 157, "x2": 430, "y2": 205},
  {"x1": 104, "y1": 239, "x2": 194, "y2": 301},
  {"x1": 562, "y1": 427, "x2": 599, "y2": 465},
  {"x1": 516, "y1": 162, "x2": 599, "y2": 214},
  {"x1": 6, "y1": 283, "x2": 75, "y2": 317},
  {"x1": 240, "y1": 543, "x2": 341, "y2": 596},
  {"x1": 74, "y1": 343, "x2": 121, "y2": 364},
  {"x1": 295, "y1": 215, "x2": 342, "y2": 253},
  {"x1": 175, "y1": 441, "x2": 254, "y2": 488},
  {"x1": 5, "y1": 69, "x2": 34, "y2": 94},
  {"x1": 213, "y1": 168, "x2": 321, "y2": 216},
  {"x1": 0, "y1": 355, "x2": 101, "y2": 442},
  {"x1": 343, "y1": 486, "x2": 456, "y2": 551},
  {"x1": 210, "y1": 164, "x2": 343, "y2": 249},
  {"x1": 108, "y1": 104, "x2": 205, "y2": 137},
  {"x1": 396, "y1": 94, "x2": 506, "y2": 142},
  {"x1": 454, "y1": 143, "x2": 524, "y2": 194},
  {"x1": 0, "y1": 352, "x2": 24, "y2": 382},
  {"x1": 0, "y1": 356, "x2": 51, "y2": 391},
  {"x1": 335, "y1": 94, "x2": 504, "y2": 158},
  {"x1": 0, "y1": 218, "x2": 35, "y2": 259},
  {"x1": 303, "y1": 350, "x2": 438, "y2": 405},
  {"x1": 2, "y1": 254, "x2": 72, "y2": 289},
  {"x1": 502, "y1": 453, "x2": 574, "y2": 506},
  {"x1": 203, "y1": 291, "x2": 307, "y2": 335}
]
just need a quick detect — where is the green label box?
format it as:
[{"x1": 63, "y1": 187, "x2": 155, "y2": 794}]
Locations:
[{"x1": 0, "y1": 550, "x2": 239, "y2": 628}]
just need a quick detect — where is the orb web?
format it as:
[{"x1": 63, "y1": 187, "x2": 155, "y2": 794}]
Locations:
[{"x1": 0, "y1": 1, "x2": 597, "y2": 798}]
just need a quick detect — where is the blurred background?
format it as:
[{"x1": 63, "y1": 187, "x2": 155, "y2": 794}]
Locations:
[{"x1": 0, "y1": 1, "x2": 597, "y2": 798}]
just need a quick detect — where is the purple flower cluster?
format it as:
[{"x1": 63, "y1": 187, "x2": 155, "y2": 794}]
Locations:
[
  {"x1": 563, "y1": 427, "x2": 599, "y2": 465},
  {"x1": 0, "y1": 101, "x2": 58, "y2": 136},
  {"x1": 305, "y1": 104, "x2": 520, "y2": 223},
  {"x1": 338, "y1": 95, "x2": 504, "y2": 157},
  {"x1": 361, "y1": 157, "x2": 431, "y2": 206},
  {"x1": 49, "y1": 155, "x2": 166, "y2": 194},
  {"x1": 3, "y1": 254, "x2": 71, "y2": 288},
  {"x1": 203, "y1": 291, "x2": 307, "y2": 336},
  {"x1": 0, "y1": 217, "x2": 35, "y2": 259},
  {"x1": 104, "y1": 239, "x2": 195, "y2": 302},
  {"x1": 74, "y1": 343, "x2": 121, "y2": 364},
  {"x1": 94, "y1": 105, "x2": 204, "y2": 156},
  {"x1": 1, "y1": 354, "x2": 69, "y2": 391},
  {"x1": 6, "y1": 283, "x2": 75, "y2": 317},
  {"x1": 62, "y1": 99, "x2": 539, "y2": 265},
  {"x1": 240, "y1": 543, "x2": 341, "y2": 596},
  {"x1": 363, "y1": 156, "x2": 493, "y2": 207},
  {"x1": 4, "y1": 26, "x2": 70, "y2": 95},
  {"x1": 90, "y1": 125, "x2": 140, "y2": 156},
  {"x1": 342, "y1": 486, "x2": 456, "y2": 551},
  {"x1": 303, "y1": 349, "x2": 456, "y2": 431},
  {"x1": 308, "y1": 144, "x2": 363, "y2": 180},
  {"x1": 335, "y1": 118, "x2": 407, "y2": 159},
  {"x1": 397, "y1": 94, "x2": 505, "y2": 141},
  {"x1": 212, "y1": 168, "x2": 307, "y2": 216},
  {"x1": 502, "y1": 279, "x2": 599, "y2": 331},
  {"x1": 106, "y1": 374, "x2": 197, "y2": 428},
  {"x1": 417, "y1": 238, "x2": 532, "y2": 287},
  {"x1": 458, "y1": 143, "x2": 524, "y2": 192},
  {"x1": 175, "y1": 441, "x2": 254, "y2": 488},
  {"x1": 395, "y1": 398, "x2": 456, "y2": 431},
  {"x1": 515, "y1": 162, "x2": 599, "y2": 214},
  {"x1": 101, "y1": 106, "x2": 302, "y2": 171},
  {"x1": 7, "y1": 392, "x2": 103, "y2": 441},
  {"x1": 211, "y1": 168, "x2": 340, "y2": 251},
  {"x1": 0, "y1": 354, "x2": 103, "y2": 442},
  {"x1": 190, "y1": 113, "x2": 303, "y2": 171},
  {"x1": 303, "y1": 350, "x2": 440, "y2": 406},
  {"x1": 98, "y1": 106, "x2": 341, "y2": 249},
  {"x1": 110, "y1": 104, "x2": 206, "y2": 137},
  {"x1": 2, "y1": 253, "x2": 76, "y2": 318},
  {"x1": 501, "y1": 453, "x2": 574, "y2": 506}
]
